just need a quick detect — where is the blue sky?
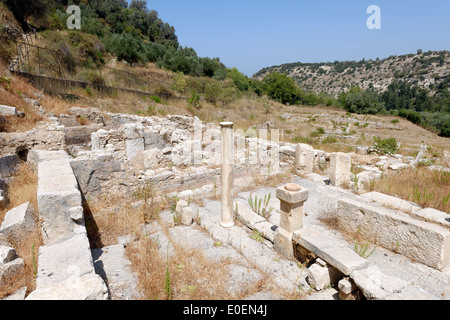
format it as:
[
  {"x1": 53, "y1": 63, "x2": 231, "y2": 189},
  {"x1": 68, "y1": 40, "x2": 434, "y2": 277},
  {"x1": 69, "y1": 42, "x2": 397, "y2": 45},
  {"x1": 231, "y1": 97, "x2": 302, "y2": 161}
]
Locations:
[{"x1": 144, "y1": 0, "x2": 450, "y2": 76}]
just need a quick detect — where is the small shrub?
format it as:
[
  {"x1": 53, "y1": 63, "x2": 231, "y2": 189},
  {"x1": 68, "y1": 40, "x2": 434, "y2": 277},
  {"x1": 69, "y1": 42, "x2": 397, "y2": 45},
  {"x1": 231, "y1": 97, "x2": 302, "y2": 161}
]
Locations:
[
  {"x1": 187, "y1": 91, "x2": 201, "y2": 109},
  {"x1": 372, "y1": 137, "x2": 398, "y2": 155}
]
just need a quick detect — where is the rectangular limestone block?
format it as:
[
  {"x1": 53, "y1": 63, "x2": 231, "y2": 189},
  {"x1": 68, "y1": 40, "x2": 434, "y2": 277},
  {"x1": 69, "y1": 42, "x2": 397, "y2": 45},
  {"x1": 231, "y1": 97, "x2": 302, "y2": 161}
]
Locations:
[
  {"x1": 295, "y1": 143, "x2": 314, "y2": 174},
  {"x1": 361, "y1": 191, "x2": 421, "y2": 213},
  {"x1": 337, "y1": 198, "x2": 450, "y2": 270},
  {"x1": 35, "y1": 231, "x2": 95, "y2": 289},
  {"x1": 37, "y1": 159, "x2": 83, "y2": 245},
  {"x1": 293, "y1": 228, "x2": 369, "y2": 275},
  {"x1": 329, "y1": 152, "x2": 351, "y2": 188}
]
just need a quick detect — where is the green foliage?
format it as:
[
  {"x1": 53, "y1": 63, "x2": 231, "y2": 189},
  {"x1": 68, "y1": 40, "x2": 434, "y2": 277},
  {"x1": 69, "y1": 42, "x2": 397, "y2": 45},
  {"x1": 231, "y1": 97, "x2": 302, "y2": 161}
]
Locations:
[
  {"x1": 186, "y1": 90, "x2": 200, "y2": 109},
  {"x1": 262, "y1": 72, "x2": 303, "y2": 105},
  {"x1": 373, "y1": 137, "x2": 398, "y2": 155},
  {"x1": 248, "y1": 193, "x2": 274, "y2": 220},
  {"x1": 339, "y1": 87, "x2": 385, "y2": 114},
  {"x1": 226, "y1": 67, "x2": 249, "y2": 91},
  {"x1": 171, "y1": 71, "x2": 187, "y2": 93},
  {"x1": 204, "y1": 80, "x2": 222, "y2": 105}
]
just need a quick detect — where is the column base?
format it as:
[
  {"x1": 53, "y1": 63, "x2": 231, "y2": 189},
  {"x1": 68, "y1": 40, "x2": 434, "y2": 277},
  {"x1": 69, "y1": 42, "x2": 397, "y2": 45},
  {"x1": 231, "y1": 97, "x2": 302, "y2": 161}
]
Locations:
[{"x1": 220, "y1": 221, "x2": 235, "y2": 228}]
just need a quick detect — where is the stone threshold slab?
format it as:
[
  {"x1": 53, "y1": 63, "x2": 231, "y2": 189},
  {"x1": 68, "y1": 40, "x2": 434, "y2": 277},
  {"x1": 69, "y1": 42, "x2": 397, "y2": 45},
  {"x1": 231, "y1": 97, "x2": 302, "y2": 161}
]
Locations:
[{"x1": 293, "y1": 227, "x2": 369, "y2": 275}]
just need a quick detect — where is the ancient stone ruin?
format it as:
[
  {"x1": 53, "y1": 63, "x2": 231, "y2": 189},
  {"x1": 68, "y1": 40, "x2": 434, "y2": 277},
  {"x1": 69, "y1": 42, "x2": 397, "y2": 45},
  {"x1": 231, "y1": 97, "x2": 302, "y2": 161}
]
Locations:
[{"x1": 1, "y1": 106, "x2": 450, "y2": 300}]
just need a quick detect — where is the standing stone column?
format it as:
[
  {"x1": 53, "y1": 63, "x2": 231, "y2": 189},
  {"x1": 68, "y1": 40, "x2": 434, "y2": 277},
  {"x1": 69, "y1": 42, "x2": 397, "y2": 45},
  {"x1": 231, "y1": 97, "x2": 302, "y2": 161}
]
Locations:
[
  {"x1": 274, "y1": 183, "x2": 309, "y2": 258},
  {"x1": 220, "y1": 122, "x2": 234, "y2": 228},
  {"x1": 329, "y1": 152, "x2": 351, "y2": 188}
]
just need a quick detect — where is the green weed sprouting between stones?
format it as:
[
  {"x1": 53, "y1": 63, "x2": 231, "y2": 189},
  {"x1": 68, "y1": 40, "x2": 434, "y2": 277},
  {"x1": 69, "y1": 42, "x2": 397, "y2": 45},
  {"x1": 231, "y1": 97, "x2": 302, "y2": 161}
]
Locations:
[
  {"x1": 353, "y1": 239, "x2": 376, "y2": 259},
  {"x1": 248, "y1": 193, "x2": 274, "y2": 220}
]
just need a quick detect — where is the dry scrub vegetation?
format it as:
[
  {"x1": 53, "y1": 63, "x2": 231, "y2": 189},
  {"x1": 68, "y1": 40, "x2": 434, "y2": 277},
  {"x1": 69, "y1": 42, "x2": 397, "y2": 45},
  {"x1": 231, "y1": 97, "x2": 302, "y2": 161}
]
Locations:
[
  {"x1": 0, "y1": 163, "x2": 41, "y2": 298},
  {"x1": 373, "y1": 167, "x2": 450, "y2": 213},
  {"x1": 85, "y1": 183, "x2": 303, "y2": 300}
]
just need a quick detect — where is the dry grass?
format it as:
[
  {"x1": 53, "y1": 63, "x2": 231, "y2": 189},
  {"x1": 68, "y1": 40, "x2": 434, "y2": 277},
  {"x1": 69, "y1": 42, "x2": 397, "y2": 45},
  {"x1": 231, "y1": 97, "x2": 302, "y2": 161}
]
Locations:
[
  {"x1": 373, "y1": 167, "x2": 450, "y2": 213},
  {"x1": 126, "y1": 225, "x2": 304, "y2": 300},
  {"x1": 0, "y1": 74, "x2": 45, "y2": 132},
  {"x1": 0, "y1": 162, "x2": 41, "y2": 299}
]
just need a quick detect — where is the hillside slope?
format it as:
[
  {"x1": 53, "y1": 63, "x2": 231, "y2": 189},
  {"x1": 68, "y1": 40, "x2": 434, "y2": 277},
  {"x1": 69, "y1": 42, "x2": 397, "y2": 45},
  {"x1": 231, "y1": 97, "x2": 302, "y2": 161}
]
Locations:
[{"x1": 253, "y1": 51, "x2": 450, "y2": 98}]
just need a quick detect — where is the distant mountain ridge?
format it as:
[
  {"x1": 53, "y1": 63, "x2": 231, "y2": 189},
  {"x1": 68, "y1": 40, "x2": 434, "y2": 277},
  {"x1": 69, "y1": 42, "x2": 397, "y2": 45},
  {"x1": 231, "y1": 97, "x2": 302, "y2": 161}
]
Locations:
[{"x1": 253, "y1": 50, "x2": 450, "y2": 98}]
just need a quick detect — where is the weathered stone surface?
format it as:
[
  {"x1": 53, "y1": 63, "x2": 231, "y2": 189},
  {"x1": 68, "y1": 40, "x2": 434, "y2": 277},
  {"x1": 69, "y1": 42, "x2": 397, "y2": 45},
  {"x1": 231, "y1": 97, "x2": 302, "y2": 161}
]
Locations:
[
  {"x1": 337, "y1": 198, "x2": 450, "y2": 270},
  {"x1": 0, "y1": 154, "x2": 20, "y2": 178},
  {"x1": 361, "y1": 191, "x2": 421, "y2": 213},
  {"x1": 64, "y1": 124, "x2": 104, "y2": 146},
  {"x1": 126, "y1": 138, "x2": 144, "y2": 163},
  {"x1": 0, "y1": 257, "x2": 24, "y2": 284},
  {"x1": 0, "y1": 105, "x2": 18, "y2": 117},
  {"x1": 0, "y1": 245, "x2": 18, "y2": 264},
  {"x1": 295, "y1": 143, "x2": 314, "y2": 174},
  {"x1": 329, "y1": 152, "x2": 351, "y2": 188},
  {"x1": 35, "y1": 231, "x2": 95, "y2": 288},
  {"x1": 235, "y1": 201, "x2": 266, "y2": 229},
  {"x1": 27, "y1": 149, "x2": 70, "y2": 164},
  {"x1": 143, "y1": 148, "x2": 161, "y2": 170},
  {"x1": 92, "y1": 244, "x2": 139, "y2": 300},
  {"x1": 1, "y1": 286, "x2": 27, "y2": 300},
  {"x1": 38, "y1": 158, "x2": 83, "y2": 244},
  {"x1": 0, "y1": 202, "x2": 36, "y2": 240},
  {"x1": 70, "y1": 154, "x2": 126, "y2": 197},
  {"x1": 26, "y1": 273, "x2": 108, "y2": 300},
  {"x1": 69, "y1": 107, "x2": 105, "y2": 125},
  {"x1": 181, "y1": 206, "x2": 193, "y2": 226},
  {"x1": 293, "y1": 227, "x2": 369, "y2": 275},
  {"x1": 276, "y1": 185, "x2": 309, "y2": 205},
  {"x1": 307, "y1": 261, "x2": 343, "y2": 290},
  {"x1": 350, "y1": 265, "x2": 408, "y2": 300},
  {"x1": 144, "y1": 130, "x2": 165, "y2": 150},
  {"x1": 338, "y1": 278, "x2": 357, "y2": 295}
]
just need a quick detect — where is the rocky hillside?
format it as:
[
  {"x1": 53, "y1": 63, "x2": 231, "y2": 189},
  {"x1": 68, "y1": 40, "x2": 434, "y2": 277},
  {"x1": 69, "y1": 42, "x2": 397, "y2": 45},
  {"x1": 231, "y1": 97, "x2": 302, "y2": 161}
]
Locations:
[{"x1": 253, "y1": 50, "x2": 450, "y2": 98}]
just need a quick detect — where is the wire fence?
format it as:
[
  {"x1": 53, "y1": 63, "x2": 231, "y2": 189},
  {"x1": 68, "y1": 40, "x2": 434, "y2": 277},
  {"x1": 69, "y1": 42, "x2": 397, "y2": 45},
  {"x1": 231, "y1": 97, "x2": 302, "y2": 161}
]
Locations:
[{"x1": 2, "y1": 34, "x2": 184, "y2": 99}]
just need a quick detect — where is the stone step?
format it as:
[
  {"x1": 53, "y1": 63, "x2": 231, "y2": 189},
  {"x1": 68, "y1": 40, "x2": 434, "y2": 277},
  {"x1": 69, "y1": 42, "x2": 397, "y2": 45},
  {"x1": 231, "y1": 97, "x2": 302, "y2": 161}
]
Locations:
[{"x1": 292, "y1": 226, "x2": 369, "y2": 275}]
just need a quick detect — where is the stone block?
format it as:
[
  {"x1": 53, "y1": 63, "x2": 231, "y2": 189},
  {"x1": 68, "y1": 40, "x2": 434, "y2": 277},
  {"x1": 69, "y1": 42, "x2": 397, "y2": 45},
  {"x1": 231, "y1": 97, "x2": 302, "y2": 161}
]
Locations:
[
  {"x1": 143, "y1": 148, "x2": 161, "y2": 170},
  {"x1": 295, "y1": 143, "x2": 314, "y2": 174},
  {"x1": 144, "y1": 130, "x2": 165, "y2": 150},
  {"x1": 26, "y1": 273, "x2": 108, "y2": 300},
  {"x1": 0, "y1": 202, "x2": 37, "y2": 241},
  {"x1": 0, "y1": 105, "x2": 18, "y2": 116},
  {"x1": 329, "y1": 152, "x2": 351, "y2": 188},
  {"x1": 293, "y1": 228, "x2": 369, "y2": 275},
  {"x1": 0, "y1": 154, "x2": 20, "y2": 178},
  {"x1": 337, "y1": 198, "x2": 450, "y2": 270},
  {"x1": 0, "y1": 245, "x2": 18, "y2": 264},
  {"x1": 0, "y1": 257, "x2": 24, "y2": 284},
  {"x1": 181, "y1": 206, "x2": 193, "y2": 226},
  {"x1": 307, "y1": 262, "x2": 343, "y2": 291},
  {"x1": 361, "y1": 191, "x2": 421, "y2": 213},
  {"x1": 338, "y1": 278, "x2": 357, "y2": 295},
  {"x1": 35, "y1": 231, "x2": 95, "y2": 289},
  {"x1": 273, "y1": 227, "x2": 294, "y2": 259},
  {"x1": 276, "y1": 185, "x2": 309, "y2": 205},
  {"x1": 37, "y1": 159, "x2": 83, "y2": 244},
  {"x1": 126, "y1": 138, "x2": 144, "y2": 163}
]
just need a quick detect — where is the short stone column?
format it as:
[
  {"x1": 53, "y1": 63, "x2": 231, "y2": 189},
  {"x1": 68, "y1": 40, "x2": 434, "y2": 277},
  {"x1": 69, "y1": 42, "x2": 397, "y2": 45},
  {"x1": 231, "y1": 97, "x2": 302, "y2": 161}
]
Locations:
[
  {"x1": 329, "y1": 152, "x2": 351, "y2": 188},
  {"x1": 274, "y1": 183, "x2": 309, "y2": 258},
  {"x1": 220, "y1": 122, "x2": 234, "y2": 228}
]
